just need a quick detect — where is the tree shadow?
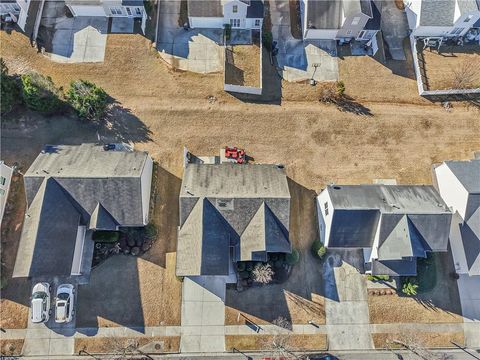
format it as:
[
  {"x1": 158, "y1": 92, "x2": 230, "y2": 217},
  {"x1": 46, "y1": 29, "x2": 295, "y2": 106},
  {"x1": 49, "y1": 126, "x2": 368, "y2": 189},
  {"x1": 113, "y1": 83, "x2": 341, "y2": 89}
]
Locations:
[
  {"x1": 335, "y1": 96, "x2": 373, "y2": 116},
  {"x1": 372, "y1": 36, "x2": 417, "y2": 81},
  {"x1": 97, "y1": 101, "x2": 153, "y2": 144}
]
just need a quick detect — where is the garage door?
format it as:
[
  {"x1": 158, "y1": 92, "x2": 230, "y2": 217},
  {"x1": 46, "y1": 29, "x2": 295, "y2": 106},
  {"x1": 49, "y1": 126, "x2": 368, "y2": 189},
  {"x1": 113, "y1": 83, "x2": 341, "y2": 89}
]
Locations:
[{"x1": 70, "y1": 5, "x2": 106, "y2": 17}]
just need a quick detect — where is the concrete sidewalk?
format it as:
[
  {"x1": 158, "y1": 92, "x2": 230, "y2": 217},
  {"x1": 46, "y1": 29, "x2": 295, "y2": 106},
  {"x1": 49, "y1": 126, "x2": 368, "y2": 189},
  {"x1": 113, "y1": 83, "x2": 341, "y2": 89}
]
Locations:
[{"x1": 457, "y1": 274, "x2": 480, "y2": 348}]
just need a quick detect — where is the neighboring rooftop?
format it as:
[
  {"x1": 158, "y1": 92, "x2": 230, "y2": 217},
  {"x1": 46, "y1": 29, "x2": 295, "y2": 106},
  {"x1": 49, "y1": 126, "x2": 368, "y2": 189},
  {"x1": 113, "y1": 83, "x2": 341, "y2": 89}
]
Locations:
[
  {"x1": 188, "y1": 0, "x2": 263, "y2": 18},
  {"x1": 306, "y1": 0, "x2": 373, "y2": 30},
  {"x1": 327, "y1": 184, "x2": 451, "y2": 214},
  {"x1": 419, "y1": 0, "x2": 480, "y2": 26},
  {"x1": 13, "y1": 144, "x2": 152, "y2": 278},
  {"x1": 444, "y1": 159, "x2": 480, "y2": 194}
]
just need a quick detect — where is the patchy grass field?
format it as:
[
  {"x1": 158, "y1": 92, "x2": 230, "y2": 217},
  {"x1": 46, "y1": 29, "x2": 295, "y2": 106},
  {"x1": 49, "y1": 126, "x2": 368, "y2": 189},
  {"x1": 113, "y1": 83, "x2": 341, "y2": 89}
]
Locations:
[
  {"x1": 421, "y1": 45, "x2": 480, "y2": 90},
  {"x1": 74, "y1": 336, "x2": 180, "y2": 354},
  {"x1": 372, "y1": 332, "x2": 464, "y2": 349},
  {"x1": 225, "y1": 334, "x2": 327, "y2": 351},
  {"x1": 369, "y1": 252, "x2": 463, "y2": 324},
  {"x1": 225, "y1": 42, "x2": 261, "y2": 87}
]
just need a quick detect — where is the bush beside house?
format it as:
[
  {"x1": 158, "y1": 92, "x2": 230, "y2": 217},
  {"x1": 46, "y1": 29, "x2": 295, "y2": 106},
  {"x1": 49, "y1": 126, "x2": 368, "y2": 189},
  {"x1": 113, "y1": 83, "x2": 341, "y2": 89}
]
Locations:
[
  {"x1": 1, "y1": 58, "x2": 21, "y2": 114},
  {"x1": 66, "y1": 80, "x2": 108, "y2": 121},
  {"x1": 21, "y1": 72, "x2": 63, "y2": 113}
]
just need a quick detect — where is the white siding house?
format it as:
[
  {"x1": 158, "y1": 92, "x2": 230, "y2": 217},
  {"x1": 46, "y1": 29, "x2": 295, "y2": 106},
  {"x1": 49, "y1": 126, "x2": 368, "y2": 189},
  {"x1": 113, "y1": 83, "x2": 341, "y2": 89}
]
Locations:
[
  {"x1": 434, "y1": 160, "x2": 480, "y2": 276},
  {"x1": 188, "y1": 0, "x2": 263, "y2": 30},
  {"x1": 404, "y1": 0, "x2": 480, "y2": 39},
  {"x1": 0, "y1": 161, "x2": 13, "y2": 223},
  {"x1": 301, "y1": 0, "x2": 381, "y2": 54},
  {"x1": 65, "y1": 0, "x2": 145, "y2": 18}
]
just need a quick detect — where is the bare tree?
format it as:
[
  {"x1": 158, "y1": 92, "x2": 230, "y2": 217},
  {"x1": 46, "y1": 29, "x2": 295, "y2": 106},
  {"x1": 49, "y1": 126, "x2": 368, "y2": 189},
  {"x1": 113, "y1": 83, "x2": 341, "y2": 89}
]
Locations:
[
  {"x1": 390, "y1": 332, "x2": 452, "y2": 360},
  {"x1": 451, "y1": 59, "x2": 480, "y2": 89},
  {"x1": 252, "y1": 263, "x2": 274, "y2": 284},
  {"x1": 260, "y1": 316, "x2": 304, "y2": 360}
]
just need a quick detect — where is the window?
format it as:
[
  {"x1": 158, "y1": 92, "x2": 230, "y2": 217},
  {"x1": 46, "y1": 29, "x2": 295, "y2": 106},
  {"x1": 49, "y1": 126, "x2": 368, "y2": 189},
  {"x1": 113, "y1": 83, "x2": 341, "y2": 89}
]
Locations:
[
  {"x1": 324, "y1": 202, "x2": 329, "y2": 216},
  {"x1": 135, "y1": 7, "x2": 142, "y2": 15},
  {"x1": 352, "y1": 16, "x2": 361, "y2": 25},
  {"x1": 255, "y1": 19, "x2": 261, "y2": 27},
  {"x1": 126, "y1": 7, "x2": 132, "y2": 15},
  {"x1": 450, "y1": 27, "x2": 463, "y2": 35},
  {"x1": 0, "y1": 176, "x2": 5, "y2": 185},
  {"x1": 230, "y1": 18, "x2": 240, "y2": 28},
  {"x1": 232, "y1": 5, "x2": 238, "y2": 13},
  {"x1": 464, "y1": 15, "x2": 473, "y2": 22},
  {"x1": 110, "y1": 7, "x2": 122, "y2": 15}
]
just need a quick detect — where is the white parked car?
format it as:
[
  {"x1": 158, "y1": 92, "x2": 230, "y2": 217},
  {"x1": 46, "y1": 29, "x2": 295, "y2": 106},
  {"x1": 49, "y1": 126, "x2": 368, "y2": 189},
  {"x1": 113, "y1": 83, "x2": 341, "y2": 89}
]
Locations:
[
  {"x1": 31, "y1": 282, "x2": 51, "y2": 323},
  {"x1": 55, "y1": 284, "x2": 75, "y2": 323}
]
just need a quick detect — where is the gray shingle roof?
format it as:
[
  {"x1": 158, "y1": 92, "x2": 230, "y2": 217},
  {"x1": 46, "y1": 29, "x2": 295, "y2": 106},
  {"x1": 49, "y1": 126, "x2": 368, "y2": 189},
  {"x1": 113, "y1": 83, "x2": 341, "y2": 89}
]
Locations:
[
  {"x1": 328, "y1": 209, "x2": 380, "y2": 247},
  {"x1": 13, "y1": 178, "x2": 81, "y2": 278},
  {"x1": 177, "y1": 164, "x2": 291, "y2": 276},
  {"x1": 188, "y1": 0, "x2": 223, "y2": 17},
  {"x1": 14, "y1": 144, "x2": 151, "y2": 278},
  {"x1": 445, "y1": 159, "x2": 480, "y2": 195},
  {"x1": 420, "y1": 0, "x2": 456, "y2": 26},
  {"x1": 372, "y1": 259, "x2": 418, "y2": 276},
  {"x1": 306, "y1": 0, "x2": 373, "y2": 30}
]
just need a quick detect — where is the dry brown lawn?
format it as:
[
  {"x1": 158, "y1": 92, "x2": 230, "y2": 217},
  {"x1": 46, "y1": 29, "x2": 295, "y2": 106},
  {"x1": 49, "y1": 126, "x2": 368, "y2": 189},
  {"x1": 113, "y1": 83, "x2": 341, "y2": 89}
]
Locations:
[
  {"x1": 372, "y1": 332, "x2": 464, "y2": 349},
  {"x1": 0, "y1": 339, "x2": 24, "y2": 356},
  {"x1": 225, "y1": 334, "x2": 327, "y2": 351},
  {"x1": 74, "y1": 336, "x2": 180, "y2": 354},
  {"x1": 225, "y1": 43, "x2": 261, "y2": 87},
  {"x1": 421, "y1": 46, "x2": 480, "y2": 90}
]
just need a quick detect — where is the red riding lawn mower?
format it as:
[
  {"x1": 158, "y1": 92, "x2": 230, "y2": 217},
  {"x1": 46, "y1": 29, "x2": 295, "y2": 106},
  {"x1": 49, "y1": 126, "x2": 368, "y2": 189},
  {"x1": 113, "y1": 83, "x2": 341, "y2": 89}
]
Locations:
[{"x1": 224, "y1": 146, "x2": 246, "y2": 164}]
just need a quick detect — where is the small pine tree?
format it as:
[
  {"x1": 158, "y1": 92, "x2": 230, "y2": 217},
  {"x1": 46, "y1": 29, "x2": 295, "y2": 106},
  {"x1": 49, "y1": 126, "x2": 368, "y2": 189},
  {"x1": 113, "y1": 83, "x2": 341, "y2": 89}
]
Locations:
[
  {"x1": 286, "y1": 248, "x2": 300, "y2": 265},
  {"x1": 21, "y1": 72, "x2": 62, "y2": 113},
  {"x1": 1, "y1": 58, "x2": 21, "y2": 114},
  {"x1": 66, "y1": 80, "x2": 108, "y2": 121}
]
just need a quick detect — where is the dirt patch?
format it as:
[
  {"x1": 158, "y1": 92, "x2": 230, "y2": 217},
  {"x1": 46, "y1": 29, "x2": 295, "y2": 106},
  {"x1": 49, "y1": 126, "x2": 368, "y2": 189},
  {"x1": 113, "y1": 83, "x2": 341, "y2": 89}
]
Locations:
[
  {"x1": 0, "y1": 174, "x2": 31, "y2": 329},
  {"x1": 74, "y1": 336, "x2": 180, "y2": 354},
  {"x1": 225, "y1": 334, "x2": 327, "y2": 351},
  {"x1": 420, "y1": 45, "x2": 480, "y2": 90},
  {"x1": 372, "y1": 332, "x2": 464, "y2": 349},
  {"x1": 369, "y1": 252, "x2": 463, "y2": 324},
  {"x1": 0, "y1": 339, "x2": 24, "y2": 356},
  {"x1": 225, "y1": 42, "x2": 261, "y2": 87}
]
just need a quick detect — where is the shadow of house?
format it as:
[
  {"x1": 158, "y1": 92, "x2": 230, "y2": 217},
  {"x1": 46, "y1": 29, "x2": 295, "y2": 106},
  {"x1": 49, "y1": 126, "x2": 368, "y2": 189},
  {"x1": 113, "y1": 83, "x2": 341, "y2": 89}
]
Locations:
[
  {"x1": 76, "y1": 255, "x2": 145, "y2": 333},
  {"x1": 225, "y1": 178, "x2": 326, "y2": 325}
]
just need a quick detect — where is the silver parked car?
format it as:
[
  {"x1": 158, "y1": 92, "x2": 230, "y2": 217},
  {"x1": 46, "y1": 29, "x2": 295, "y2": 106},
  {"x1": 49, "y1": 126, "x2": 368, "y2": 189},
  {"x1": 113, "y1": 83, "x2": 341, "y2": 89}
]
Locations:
[
  {"x1": 55, "y1": 284, "x2": 75, "y2": 323},
  {"x1": 31, "y1": 282, "x2": 51, "y2": 323}
]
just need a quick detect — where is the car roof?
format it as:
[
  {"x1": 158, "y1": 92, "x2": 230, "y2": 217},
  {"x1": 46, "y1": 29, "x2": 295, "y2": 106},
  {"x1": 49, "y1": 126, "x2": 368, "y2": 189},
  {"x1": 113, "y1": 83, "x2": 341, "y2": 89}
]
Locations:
[{"x1": 31, "y1": 298, "x2": 44, "y2": 321}]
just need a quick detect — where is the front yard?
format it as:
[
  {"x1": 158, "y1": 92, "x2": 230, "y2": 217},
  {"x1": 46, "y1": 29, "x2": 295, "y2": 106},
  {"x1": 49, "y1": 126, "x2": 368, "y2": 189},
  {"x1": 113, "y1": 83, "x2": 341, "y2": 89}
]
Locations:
[
  {"x1": 368, "y1": 252, "x2": 463, "y2": 324},
  {"x1": 420, "y1": 44, "x2": 480, "y2": 91},
  {"x1": 225, "y1": 180, "x2": 326, "y2": 332}
]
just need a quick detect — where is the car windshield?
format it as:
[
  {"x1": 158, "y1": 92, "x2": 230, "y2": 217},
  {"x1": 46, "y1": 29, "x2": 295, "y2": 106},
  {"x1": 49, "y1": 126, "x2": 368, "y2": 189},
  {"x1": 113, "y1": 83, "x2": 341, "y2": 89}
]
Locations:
[
  {"x1": 58, "y1": 293, "x2": 69, "y2": 301},
  {"x1": 32, "y1": 292, "x2": 46, "y2": 300}
]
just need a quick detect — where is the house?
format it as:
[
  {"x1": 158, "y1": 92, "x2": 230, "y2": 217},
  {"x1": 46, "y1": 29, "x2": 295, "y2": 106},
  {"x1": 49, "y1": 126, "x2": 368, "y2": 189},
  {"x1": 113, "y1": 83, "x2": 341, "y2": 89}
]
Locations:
[
  {"x1": 0, "y1": 0, "x2": 42, "y2": 34},
  {"x1": 0, "y1": 161, "x2": 13, "y2": 222},
  {"x1": 317, "y1": 184, "x2": 452, "y2": 276},
  {"x1": 176, "y1": 163, "x2": 291, "y2": 277},
  {"x1": 64, "y1": 0, "x2": 145, "y2": 18},
  {"x1": 434, "y1": 159, "x2": 480, "y2": 276},
  {"x1": 13, "y1": 144, "x2": 153, "y2": 280},
  {"x1": 188, "y1": 0, "x2": 263, "y2": 30},
  {"x1": 301, "y1": 0, "x2": 381, "y2": 54},
  {"x1": 404, "y1": 0, "x2": 480, "y2": 39}
]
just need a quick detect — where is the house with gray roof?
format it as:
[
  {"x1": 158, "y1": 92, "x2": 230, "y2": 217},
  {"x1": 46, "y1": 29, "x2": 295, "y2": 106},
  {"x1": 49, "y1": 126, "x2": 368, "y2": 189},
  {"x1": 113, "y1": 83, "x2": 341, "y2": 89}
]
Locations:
[
  {"x1": 301, "y1": 0, "x2": 381, "y2": 55},
  {"x1": 176, "y1": 163, "x2": 291, "y2": 277},
  {"x1": 317, "y1": 184, "x2": 452, "y2": 276},
  {"x1": 188, "y1": 0, "x2": 263, "y2": 30},
  {"x1": 0, "y1": 0, "x2": 43, "y2": 35},
  {"x1": 405, "y1": 0, "x2": 480, "y2": 38},
  {"x1": 13, "y1": 144, "x2": 153, "y2": 281},
  {"x1": 64, "y1": 0, "x2": 145, "y2": 18},
  {"x1": 434, "y1": 159, "x2": 480, "y2": 276}
]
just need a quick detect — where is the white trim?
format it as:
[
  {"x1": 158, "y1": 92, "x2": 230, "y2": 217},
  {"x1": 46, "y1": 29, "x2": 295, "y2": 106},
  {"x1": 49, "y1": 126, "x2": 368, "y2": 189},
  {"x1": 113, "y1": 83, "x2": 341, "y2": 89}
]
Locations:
[{"x1": 71, "y1": 226, "x2": 86, "y2": 275}]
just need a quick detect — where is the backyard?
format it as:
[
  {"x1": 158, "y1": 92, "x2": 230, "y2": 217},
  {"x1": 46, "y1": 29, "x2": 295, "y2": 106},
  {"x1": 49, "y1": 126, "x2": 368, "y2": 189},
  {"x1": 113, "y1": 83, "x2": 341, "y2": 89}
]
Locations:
[
  {"x1": 224, "y1": 37, "x2": 261, "y2": 88},
  {"x1": 420, "y1": 44, "x2": 480, "y2": 91}
]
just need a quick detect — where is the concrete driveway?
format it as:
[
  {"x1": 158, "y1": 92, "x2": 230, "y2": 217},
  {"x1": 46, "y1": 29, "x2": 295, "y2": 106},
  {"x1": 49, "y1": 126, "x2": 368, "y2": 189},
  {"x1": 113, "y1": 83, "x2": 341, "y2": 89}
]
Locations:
[
  {"x1": 180, "y1": 277, "x2": 226, "y2": 353},
  {"x1": 323, "y1": 250, "x2": 373, "y2": 350},
  {"x1": 375, "y1": 0, "x2": 409, "y2": 60},
  {"x1": 457, "y1": 274, "x2": 480, "y2": 348},
  {"x1": 270, "y1": 0, "x2": 338, "y2": 82},
  {"x1": 156, "y1": 0, "x2": 223, "y2": 73},
  {"x1": 49, "y1": 17, "x2": 108, "y2": 63}
]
